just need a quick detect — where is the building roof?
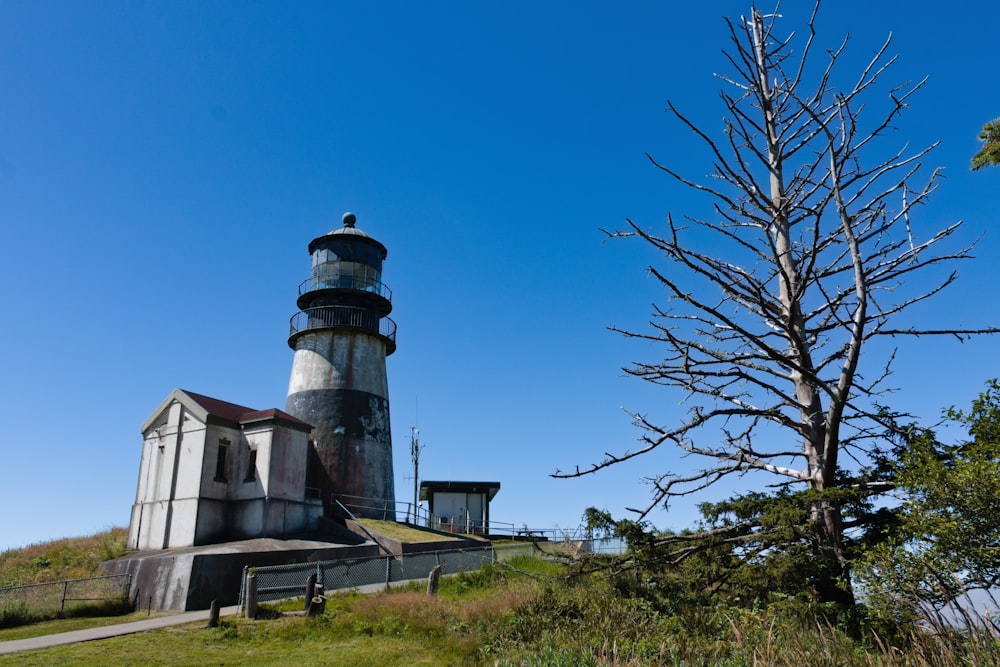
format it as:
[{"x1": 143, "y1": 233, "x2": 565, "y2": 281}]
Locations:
[
  {"x1": 419, "y1": 481, "x2": 501, "y2": 502},
  {"x1": 141, "y1": 389, "x2": 313, "y2": 433},
  {"x1": 182, "y1": 390, "x2": 255, "y2": 423}
]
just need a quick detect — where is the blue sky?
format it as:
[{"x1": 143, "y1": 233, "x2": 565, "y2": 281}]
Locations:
[{"x1": 1, "y1": 2, "x2": 998, "y2": 552}]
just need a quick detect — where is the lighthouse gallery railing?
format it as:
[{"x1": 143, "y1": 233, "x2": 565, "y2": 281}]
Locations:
[
  {"x1": 297, "y1": 273, "x2": 392, "y2": 300},
  {"x1": 289, "y1": 306, "x2": 397, "y2": 343}
]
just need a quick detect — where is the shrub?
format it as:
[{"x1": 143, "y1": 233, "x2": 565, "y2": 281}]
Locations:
[{"x1": 0, "y1": 600, "x2": 39, "y2": 629}]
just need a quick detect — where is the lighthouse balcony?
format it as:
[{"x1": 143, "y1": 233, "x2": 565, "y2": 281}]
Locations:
[
  {"x1": 288, "y1": 306, "x2": 397, "y2": 354},
  {"x1": 298, "y1": 273, "x2": 392, "y2": 301}
]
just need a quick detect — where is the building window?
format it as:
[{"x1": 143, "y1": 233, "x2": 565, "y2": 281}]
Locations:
[
  {"x1": 245, "y1": 446, "x2": 257, "y2": 483},
  {"x1": 214, "y1": 439, "x2": 229, "y2": 482}
]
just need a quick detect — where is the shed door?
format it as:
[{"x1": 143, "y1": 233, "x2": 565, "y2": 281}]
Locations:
[
  {"x1": 465, "y1": 493, "x2": 485, "y2": 525},
  {"x1": 434, "y1": 492, "x2": 466, "y2": 520}
]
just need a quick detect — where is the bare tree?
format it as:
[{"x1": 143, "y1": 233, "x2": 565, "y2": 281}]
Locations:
[{"x1": 557, "y1": 4, "x2": 997, "y2": 602}]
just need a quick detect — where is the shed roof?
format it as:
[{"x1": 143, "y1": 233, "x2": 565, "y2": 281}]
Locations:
[{"x1": 419, "y1": 481, "x2": 501, "y2": 502}]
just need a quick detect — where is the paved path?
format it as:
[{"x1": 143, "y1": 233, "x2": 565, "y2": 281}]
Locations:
[{"x1": 0, "y1": 606, "x2": 240, "y2": 655}]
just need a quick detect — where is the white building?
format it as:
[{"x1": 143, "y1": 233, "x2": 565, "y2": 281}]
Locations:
[
  {"x1": 419, "y1": 481, "x2": 501, "y2": 535},
  {"x1": 127, "y1": 389, "x2": 323, "y2": 550}
]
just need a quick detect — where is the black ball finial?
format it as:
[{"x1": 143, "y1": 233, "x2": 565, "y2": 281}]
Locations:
[{"x1": 342, "y1": 212, "x2": 357, "y2": 228}]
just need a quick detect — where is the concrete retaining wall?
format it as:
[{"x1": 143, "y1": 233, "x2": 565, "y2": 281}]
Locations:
[{"x1": 101, "y1": 539, "x2": 379, "y2": 612}]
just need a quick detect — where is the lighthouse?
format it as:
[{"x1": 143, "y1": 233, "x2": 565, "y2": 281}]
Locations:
[{"x1": 285, "y1": 212, "x2": 397, "y2": 518}]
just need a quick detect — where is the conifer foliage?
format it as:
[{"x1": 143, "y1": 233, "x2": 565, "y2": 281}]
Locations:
[{"x1": 972, "y1": 118, "x2": 1000, "y2": 171}]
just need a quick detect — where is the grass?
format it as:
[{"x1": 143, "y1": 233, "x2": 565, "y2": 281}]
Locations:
[
  {"x1": 0, "y1": 529, "x2": 131, "y2": 630},
  {"x1": 0, "y1": 529, "x2": 127, "y2": 587},
  {"x1": 354, "y1": 519, "x2": 472, "y2": 543},
  {"x1": 3, "y1": 620, "x2": 467, "y2": 666},
  {"x1": 2, "y1": 539, "x2": 999, "y2": 665},
  {"x1": 0, "y1": 563, "x2": 539, "y2": 666}
]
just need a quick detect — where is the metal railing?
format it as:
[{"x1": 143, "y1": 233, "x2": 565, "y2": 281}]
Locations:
[
  {"x1": 298, "y1": 273, "x2": 392, "y2": 301},
  {"x1": 481, "y1": 524, "x2": 626, "y2": 554},
  {"x1": 334, "y1": 494, "x2": 411, "y2": 523},
  {"x1": 335, "y1": 496, "x2": 486, "y2": 534},
  {"x1": 330, "y1": 493, "x2": 627, "y2": 554},
  {"x1": 237, "y1": 545, "x2": 495, "y2": 610},
  {"x1": 0, "y1": 574, "x2": 131, "y2": 618},
  {"x1": 288, "y1": 306, "x2": 397, "y2": 349},
  {"x1": 430, "y1": 516, "x2": 489, "y2": 536}
]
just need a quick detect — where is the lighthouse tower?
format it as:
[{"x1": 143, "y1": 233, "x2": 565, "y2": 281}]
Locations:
[{"x1": 285, "y1": 212, "x2": 397, "y2": 518}]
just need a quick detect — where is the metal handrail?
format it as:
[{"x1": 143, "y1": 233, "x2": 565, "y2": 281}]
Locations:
[
  {"x1": 431, "y1": 515, "x2": 490, "y2": 536},
  {"x1": 328, "y1": 494, "x2": 626, "y2": 554},
  {"x1": 298, "y1": 273, "x2": 392, "y2": 301},
  {"x1": 333, "y1": 498, "x2": 399, "y2": 559},
  {"x1": 333, "y1": 494, "x2": 427, "y2": 524},
  {"x1": 289, "y1": 306, "x2": 397, "y2": 344}
]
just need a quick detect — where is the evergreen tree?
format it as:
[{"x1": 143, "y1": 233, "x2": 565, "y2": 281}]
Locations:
[{"x1": 971, "y1": 118, "x2": 1000, "y2": 171}]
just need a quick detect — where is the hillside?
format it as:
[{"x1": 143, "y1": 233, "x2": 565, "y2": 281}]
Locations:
[{"x1": 0, "y1": 529, "x2": 127, "y2": 588}]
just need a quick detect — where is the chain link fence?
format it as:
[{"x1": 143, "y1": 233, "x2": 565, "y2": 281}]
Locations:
[
  {"x1": 238, "y1": 546, "x2": 495, "y2": 609},
  {"x1": 0, "y1": 574, "x2": 131, "y2": 625}
]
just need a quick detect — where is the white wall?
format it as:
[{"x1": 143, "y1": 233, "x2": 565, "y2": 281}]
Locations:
[
  {"x1": 128, "y1": 395, "x2": 321, "y2": 549},
  {"x1": 129, "y1": 402, "x2": 209, "y2": 550}
]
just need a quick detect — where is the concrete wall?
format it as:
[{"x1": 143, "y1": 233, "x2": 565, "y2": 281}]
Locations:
[
  {"x1": 129, "y1": 402, "x2": 211, "y2": 550},
  {"x1": 129, "y1": 394, "x2": 321, "y2": 550},
  {"x1": 102, "y1": 540, "x2": 381, "y2": 611},
  {"x1": 252, "y1": 422, "x2": 311, "y2": 502},
  {"x1": 193, "y1": 497, "x2": 322, "y2": 544},
  {"x1": 197, "y1": 423, "x2": 244, "y2": 500},
  {"x1": 242, "y1": 428, "x2": 272, "y2": 500}
]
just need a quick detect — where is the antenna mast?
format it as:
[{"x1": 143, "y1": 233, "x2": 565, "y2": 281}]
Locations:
[{"x1": 410, "y1": 425, "x2": 423, "y2": 524}]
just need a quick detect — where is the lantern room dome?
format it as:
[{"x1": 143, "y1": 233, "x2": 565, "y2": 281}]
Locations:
[
  {"x1": 328, "y1": 212, "x2": 371, "y2": 238},
  {"x1": 308, "y1": 212, "x2": 387, "y2": 257}
]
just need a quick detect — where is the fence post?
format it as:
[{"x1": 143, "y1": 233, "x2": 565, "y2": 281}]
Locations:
[
  {"x1": 308, "y1": 593, "x2": 326, "y2": 616},
  {"x1": 426, "y1": 565, "x2": 442, "y2": 596},
  {"x1": 304, "y1": 573, "x2": 317, "y2": 612},
  {"x1": 208, "y1": 600, "x2": 220, "y2": 628},
  {"x1": 60, "y1": 580, "x2": 68, "y2": 614},
  {"x1": 236, "y1": 566, "x2": 247, "y2": 617},
  {"x1": 245, "y1": 570, "x2": 258, "y2": 619},
  {"x1": 384, "y1": 556, "x2": 391, "y2": 590}
]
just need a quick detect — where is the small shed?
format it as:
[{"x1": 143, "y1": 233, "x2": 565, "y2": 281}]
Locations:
[{"x1": 419, "y1": 481, "x2": 500, "y2": 535}]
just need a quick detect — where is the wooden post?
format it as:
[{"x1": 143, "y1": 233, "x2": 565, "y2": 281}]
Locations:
[
  {"x1": 304, "y1": 574, "x2": 317, "y2": 612},
  {"x1": 208, "y1": 600, "x2": 220, "y2": 628},
  {"x1": 426, "y1": 565, "x2": 442, "y2": 596},
  {"x1": 245, "y1": 571, "x2": 258, "y2": 619},
  {"x1": 307, "y1": 595, "x2": 326, "y2": 617}
]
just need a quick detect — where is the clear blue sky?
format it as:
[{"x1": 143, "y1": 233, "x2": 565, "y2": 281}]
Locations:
[{"x1": 1, "y1": 2, "x2": 998, "y2": 552}]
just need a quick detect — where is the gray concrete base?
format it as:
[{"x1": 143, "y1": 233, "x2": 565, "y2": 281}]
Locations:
[
  {"x1": 101, "y1": 533, "x2": 378, "y2": 612},
  {"x1": 100, "y1": 521, "x2": 491, "y2": 613}
]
